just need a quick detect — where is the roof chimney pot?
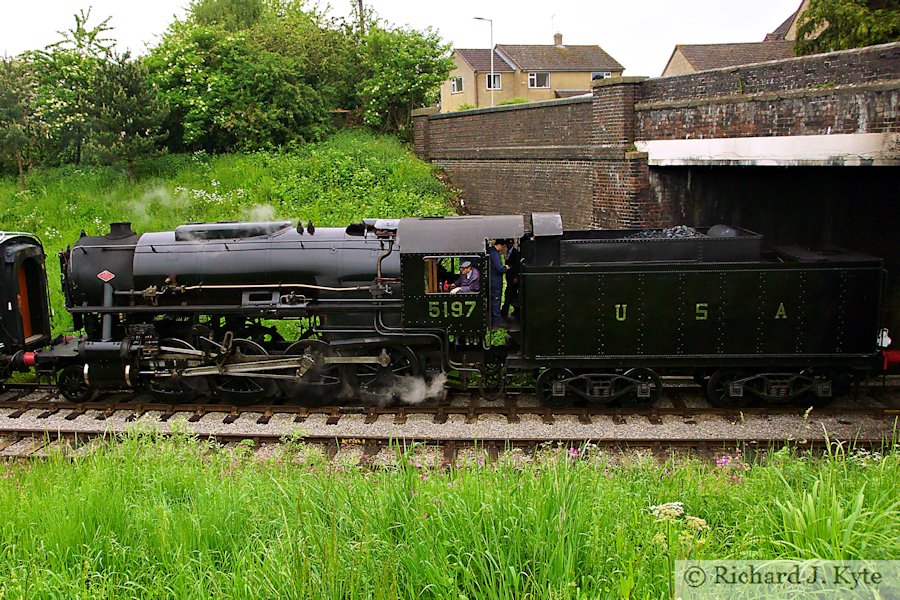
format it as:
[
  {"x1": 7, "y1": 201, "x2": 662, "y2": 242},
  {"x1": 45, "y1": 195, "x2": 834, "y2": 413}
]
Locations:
[{"x1": 554, "y1": 32, "x2": 563, "y2": 46}]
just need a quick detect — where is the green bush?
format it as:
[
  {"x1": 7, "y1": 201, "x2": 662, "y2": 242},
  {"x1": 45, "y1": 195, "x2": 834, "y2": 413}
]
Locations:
[
  {"x1": 455, "y1": 102, "x2": 476, "y2": 111},
  {"x1": 497, "y1": 97, "x2": 529, "y2": 105}
]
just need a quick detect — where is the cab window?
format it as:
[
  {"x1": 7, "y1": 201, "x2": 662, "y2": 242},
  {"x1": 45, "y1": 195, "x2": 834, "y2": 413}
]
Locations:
[{"x1": 423, "y1": 256, "x2": 477, "y2": 294}]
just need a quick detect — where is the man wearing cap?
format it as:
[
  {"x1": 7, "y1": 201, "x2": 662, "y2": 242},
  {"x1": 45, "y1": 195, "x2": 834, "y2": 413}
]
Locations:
[
  {"x1": 449, "y1": 260, "x2": 480, "y2": 295},
  {"x1": 488, "y1": 239, "x2": 509, "y2": 328}
]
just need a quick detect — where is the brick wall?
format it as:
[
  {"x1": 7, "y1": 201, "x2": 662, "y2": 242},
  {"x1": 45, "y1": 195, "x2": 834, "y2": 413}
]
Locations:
[{"x1": 636, "y1": 43, "x2": 900, "y2": 141}]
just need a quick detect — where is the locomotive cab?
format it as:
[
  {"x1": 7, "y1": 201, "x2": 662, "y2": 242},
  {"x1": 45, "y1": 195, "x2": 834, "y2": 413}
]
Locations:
[
  {"x1": 0, "y1": 233, "x2": 51, "y2": 365},
  {"x1": 398, "y1": 215, "x2": 524, "y2": 339}
]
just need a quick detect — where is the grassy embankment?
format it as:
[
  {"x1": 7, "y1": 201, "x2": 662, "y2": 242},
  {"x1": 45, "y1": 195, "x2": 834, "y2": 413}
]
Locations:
[
  {"x1": 0, "y1": 130, "x2": 453, "y2": 333},
  {"x1": 0, "y1": 434, "x2": 897, "y2": 598}
]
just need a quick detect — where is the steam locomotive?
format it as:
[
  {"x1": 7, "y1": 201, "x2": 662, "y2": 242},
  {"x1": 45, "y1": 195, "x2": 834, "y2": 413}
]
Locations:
[{"x1": 1, "y1": 213, "x2": 896, "y2": 408}]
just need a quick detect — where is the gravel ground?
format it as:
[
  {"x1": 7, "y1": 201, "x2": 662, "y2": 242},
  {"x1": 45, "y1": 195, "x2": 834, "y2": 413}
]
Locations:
[{"x1": 0, "y1": 405, "x2": 896, "y2": 443}]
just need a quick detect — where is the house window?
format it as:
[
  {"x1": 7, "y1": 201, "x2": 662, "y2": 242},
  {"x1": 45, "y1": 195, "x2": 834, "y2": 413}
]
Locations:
[
  {"x1": 450, "y1": 77, "x2": 464, "y2": 94},
  {"x1": 486, "y1": 73, "x2": 501, "y2": 90},
  {"x1": 592, "y1": 71, "x2": 612, "y2": 80},
  {"x1": 528, "y1": 72, "x2": 550, "y2": 88}
]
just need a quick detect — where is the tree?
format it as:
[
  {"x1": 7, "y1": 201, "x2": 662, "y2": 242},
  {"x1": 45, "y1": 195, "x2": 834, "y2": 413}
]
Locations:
[
  {"x1": 189, "y1": 0, "x2": 265, "y2": 31},
  {"x1": 145, "y1": 2, "x2": 360, "y2": 152},
  {"x1": 26, "y1": 9, "x2": 116, "y2": 165},
  {"x1": 0, "y1": 58, "x2": 34, "y2": 190},
  {"x1": 90, "y1": 53, "x2": 168, "y2": 181},
  {"x1": 795, "y1": 0, "x2": 900, "y2": 55},
  {"x1": 357, "y1": 26, "x2": 453, "y2": 136}
]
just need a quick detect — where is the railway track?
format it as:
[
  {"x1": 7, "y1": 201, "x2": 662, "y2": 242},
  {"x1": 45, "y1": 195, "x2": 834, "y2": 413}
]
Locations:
[
  {"x1": 0, "y1": 429, "x2": 896, "y2": 464},
  {"x1": 0, "y1": 380, "x2": 897, "y2": 460},
  {"x1": 1, "y1": 385, "x2": 898, "y2": 425}
]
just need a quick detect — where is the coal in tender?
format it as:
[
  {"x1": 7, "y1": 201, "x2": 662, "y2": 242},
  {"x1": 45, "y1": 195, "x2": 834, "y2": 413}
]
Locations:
[{"x1": 628, "y1": 225, "x2": 702, "y2": 239}]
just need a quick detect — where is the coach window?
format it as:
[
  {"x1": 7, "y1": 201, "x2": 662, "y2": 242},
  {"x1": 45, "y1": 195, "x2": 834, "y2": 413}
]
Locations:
[{"x1": 424, "y1": 257, "x2": 478, "y2": 294}]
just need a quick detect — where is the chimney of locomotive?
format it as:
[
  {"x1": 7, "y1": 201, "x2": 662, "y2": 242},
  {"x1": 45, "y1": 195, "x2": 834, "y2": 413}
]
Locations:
[{"x1": 108, "y1": 222, "x2": 135, "y2": 238}]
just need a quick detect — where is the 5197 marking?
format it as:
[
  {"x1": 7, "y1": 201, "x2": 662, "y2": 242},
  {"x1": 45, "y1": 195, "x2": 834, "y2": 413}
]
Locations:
[{"x1": 428, "y1": 300, "x2": 477, "y2": 318}]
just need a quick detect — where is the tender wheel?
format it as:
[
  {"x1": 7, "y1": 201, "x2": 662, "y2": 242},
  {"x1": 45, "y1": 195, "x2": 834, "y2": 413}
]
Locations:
[
  {"x1": 707, "y1": 369, "x2": 750, "y2": 408},
  {"x1": 57, "y1": 364, "x2": 97, "y2": 403},
  {"x1": 214, "y1": 338, "x2": 278, "y2": 404},
  {"x1": 277, "y1": 339, "x2": 345, "y2": 405},
  {"x1": 536, "y1": 368, "x2": 575, "y2": 408},
  {"x1": 615, "y1": 368, "x2": 662, "y2": 408},
  {"x1": 143, "y1": 338, "x2": 207, "y2": 403}
]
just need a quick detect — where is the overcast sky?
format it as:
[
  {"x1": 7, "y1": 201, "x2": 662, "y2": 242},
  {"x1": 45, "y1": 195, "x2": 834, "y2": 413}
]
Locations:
[{"x1": 2, "y1": 0, "x2": 802, "y2": 76}]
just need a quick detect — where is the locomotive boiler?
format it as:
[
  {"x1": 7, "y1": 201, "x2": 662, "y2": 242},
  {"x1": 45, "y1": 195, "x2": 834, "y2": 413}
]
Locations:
[{"x1": 1, "y1": 212, "x2": 896, "y2": 408}]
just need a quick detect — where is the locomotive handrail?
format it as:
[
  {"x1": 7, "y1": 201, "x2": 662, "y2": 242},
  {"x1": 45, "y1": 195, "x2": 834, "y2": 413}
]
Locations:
[{"x1": 179, "y1": 283, "x2": 376, "y2": 293}]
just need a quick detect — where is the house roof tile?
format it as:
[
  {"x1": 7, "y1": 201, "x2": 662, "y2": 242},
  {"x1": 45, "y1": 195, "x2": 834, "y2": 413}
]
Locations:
[
  {"x1": 675, "y1": 41, "x2": 795, "y2": 72},
  {"x1": 496, "y1": 44, "x2": 624, "y2": 72},
  {"x1": 455, "y1": 49, "x2": 514, "y2": 72}
]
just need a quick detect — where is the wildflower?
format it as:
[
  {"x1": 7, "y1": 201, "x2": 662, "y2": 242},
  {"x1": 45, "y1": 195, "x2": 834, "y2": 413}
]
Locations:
[
  {"x1": 649, "y1": 502, "x2": 684, "y2": 520},
  {"x1": 652, "y1": 531, "x2": 667, "y2": 546},
  {"x1": 568, "y1": 447, "x2": 579, "y2": 457},
  {"x1": 684, "y1": 516, "x2": 709, "y2": 531}
]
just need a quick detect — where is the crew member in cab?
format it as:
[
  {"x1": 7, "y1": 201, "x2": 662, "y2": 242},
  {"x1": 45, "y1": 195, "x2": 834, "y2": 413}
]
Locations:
[
  {"x1": 488, "y1": 239, "x2": 509, "y2": 328},
  {"x1": 449, "y1": 260, "x2": 480, "y2": 294}
]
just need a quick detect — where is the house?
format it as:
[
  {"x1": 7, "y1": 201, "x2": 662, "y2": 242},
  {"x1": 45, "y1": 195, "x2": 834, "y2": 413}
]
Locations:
[
  {"x1": 661, "y1": 1, "x2": 808, "y2": 76},
  {"x1": 440, "y1": 34, "x2": 624, "y2": 112}
]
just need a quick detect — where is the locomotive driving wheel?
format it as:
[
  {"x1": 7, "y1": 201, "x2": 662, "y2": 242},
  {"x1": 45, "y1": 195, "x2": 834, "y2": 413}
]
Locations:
[
  {"x1": 277, "y1": 339, "x2": 345, "y2": 405},
  {"x1": 143, "y1": 338, "x2": 207, "y2": 403},
  {"x1": 352, "y1": 345, "x2": 420, "y2": 403},
  {"x1": 536, "y1": 368, "x2": 576, "y2": 408},
  {"x1": 214, "y1": 338, "x2": 278, "y2": 404},
  {"x1": 57, "y1": 364, "x2": 96, "y2": 403}
]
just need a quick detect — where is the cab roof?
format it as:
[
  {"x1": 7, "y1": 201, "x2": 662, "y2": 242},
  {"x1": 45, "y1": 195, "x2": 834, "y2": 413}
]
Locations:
[{"x1": 398, "y1": 215, "x2": 525, "y2": 254}]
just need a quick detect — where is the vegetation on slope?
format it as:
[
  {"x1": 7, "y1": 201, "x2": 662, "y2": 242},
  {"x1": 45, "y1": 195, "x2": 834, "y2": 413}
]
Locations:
[{"x1": 0, "y1": 130, "x2": 453, "y2": 330}]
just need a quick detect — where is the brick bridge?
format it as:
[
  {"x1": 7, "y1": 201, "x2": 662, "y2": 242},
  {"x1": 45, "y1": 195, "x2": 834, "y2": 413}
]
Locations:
[
  {"x1": 414, "y1": 42, "x2": 898, "y2": 229},
  {"x1": 412, "y1": 41, "x2": 900, "y2": 328}
]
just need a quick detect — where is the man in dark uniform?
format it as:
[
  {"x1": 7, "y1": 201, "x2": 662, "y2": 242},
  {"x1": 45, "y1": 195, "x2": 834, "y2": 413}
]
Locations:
[
  {"x1": 502, "y1": 240, "x2": 520, "y2": 320},
  {"x1": 488, "y1": 239, "x2": 508, "y2": 328}
]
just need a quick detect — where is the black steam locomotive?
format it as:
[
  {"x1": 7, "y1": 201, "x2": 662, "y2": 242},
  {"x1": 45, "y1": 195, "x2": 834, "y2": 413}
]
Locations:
[{"x1": 1, "y1": 213, "x2": 896, "y2": 408}]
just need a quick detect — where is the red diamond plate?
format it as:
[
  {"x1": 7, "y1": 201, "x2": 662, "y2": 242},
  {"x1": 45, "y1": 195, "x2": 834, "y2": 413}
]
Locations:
[{"x1": 97, "y1": 270, "x2": 115, "y2": 283}]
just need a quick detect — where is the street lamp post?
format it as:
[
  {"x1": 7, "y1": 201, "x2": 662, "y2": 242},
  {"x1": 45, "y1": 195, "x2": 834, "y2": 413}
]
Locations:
[{"x1": 473, "y1": 17, "x2": 494, "y2": 107}]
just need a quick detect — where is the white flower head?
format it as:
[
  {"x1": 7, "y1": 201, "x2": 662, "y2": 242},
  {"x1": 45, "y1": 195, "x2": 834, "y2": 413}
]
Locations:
[{"x1": 649, "y1": 501, "x2": 684, "y2": 520}]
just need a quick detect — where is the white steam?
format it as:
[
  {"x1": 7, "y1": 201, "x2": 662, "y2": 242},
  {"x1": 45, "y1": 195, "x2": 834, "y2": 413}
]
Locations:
[
  {"x1": 392, "y1": 373, "x2": 448, "y2": 405},
  {"x1": 240, "y1": 204, "x2": 277, "y2": 221}
]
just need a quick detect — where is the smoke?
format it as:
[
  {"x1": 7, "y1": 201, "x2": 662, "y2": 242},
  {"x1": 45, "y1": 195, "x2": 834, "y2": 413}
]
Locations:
[
  {"x1": 390, "y1": 373, "x2": 448, "y2": 406},
  {"x1": 240, "y1": 204, "x2": 276, "y2": 221}
]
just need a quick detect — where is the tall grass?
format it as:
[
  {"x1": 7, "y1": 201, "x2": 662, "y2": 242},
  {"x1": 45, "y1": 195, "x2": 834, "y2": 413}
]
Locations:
[
  {"x1": 0, "y1": 436, "x2": 897, "y2": 598},
  {"x1": 0, "y1": 130, "x2": 453, "y2": 332}
]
